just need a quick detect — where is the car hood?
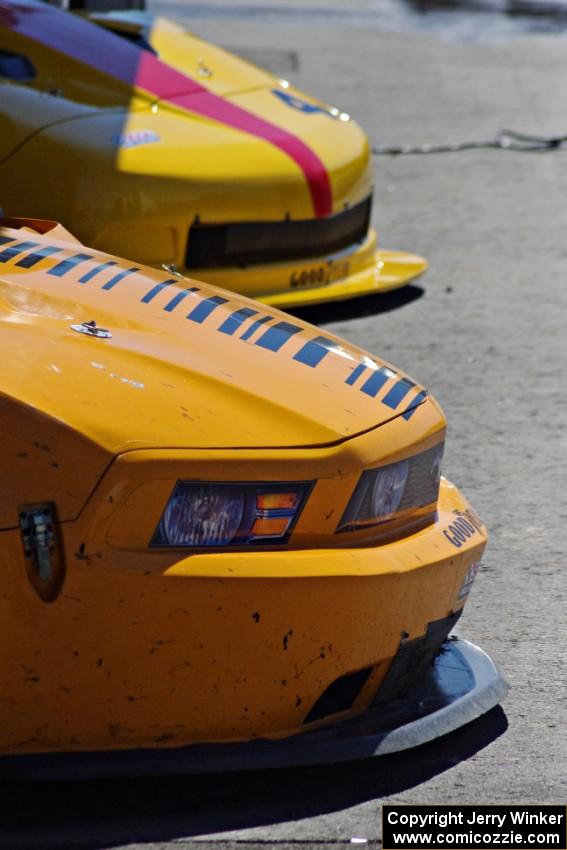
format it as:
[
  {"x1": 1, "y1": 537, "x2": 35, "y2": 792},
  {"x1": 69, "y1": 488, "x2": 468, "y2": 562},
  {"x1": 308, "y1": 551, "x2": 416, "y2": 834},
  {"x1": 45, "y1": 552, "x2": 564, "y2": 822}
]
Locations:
[
  {"x1": 0, "y1": 220, "x2": 429, "y2": 455},
  {"x1": 0, "y1": 2, "x2": 369, "y2": 222}
]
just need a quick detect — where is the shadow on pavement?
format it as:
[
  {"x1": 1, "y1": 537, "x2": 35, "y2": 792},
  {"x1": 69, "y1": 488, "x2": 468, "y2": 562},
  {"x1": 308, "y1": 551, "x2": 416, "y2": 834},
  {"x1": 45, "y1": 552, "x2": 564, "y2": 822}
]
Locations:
[
  {"x1": 288, "y1": 284, "x2": 424, "y2": 326},
  {"x1": 0, "y1": 706, "x2": 507, "y2": 850},
  {"x1": 404, "y1": 0, "x2": 567, "y2": 17}
]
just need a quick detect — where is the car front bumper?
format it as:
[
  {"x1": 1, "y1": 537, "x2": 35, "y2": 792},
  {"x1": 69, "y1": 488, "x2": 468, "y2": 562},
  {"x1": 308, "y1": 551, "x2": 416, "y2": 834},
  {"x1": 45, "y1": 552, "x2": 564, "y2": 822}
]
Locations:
[
  {"x1": 1, "y1": 636, "x2": 508, "y2": 779},
  {"x1": 181, "y1": 230, "x2": 427, "y2": 308},
  {"x1": 0, "y1": 478, "x2": 507, "y2": 771}
]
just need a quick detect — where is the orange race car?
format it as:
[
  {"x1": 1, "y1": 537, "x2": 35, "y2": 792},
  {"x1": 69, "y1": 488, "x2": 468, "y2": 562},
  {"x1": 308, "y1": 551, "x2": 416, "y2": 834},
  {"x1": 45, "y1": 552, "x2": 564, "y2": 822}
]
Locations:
[{"x1": 0, "y1": 217, "x2": 507, "y2": 778}]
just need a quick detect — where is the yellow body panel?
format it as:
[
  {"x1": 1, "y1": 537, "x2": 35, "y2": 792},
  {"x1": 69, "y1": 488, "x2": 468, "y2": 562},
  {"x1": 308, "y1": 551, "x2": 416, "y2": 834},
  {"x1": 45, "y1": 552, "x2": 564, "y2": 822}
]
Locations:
[
  {"x1": 0, "y1": 480, "x2": 485, "y2": 752},
  {"x1": 0, "y1": 220, "x2": 484, "y2": 757},
  {"x1": 0, "y1": 220, "x2": 430, "y2": 462},
  {"x1": 0, "y1": 4, "x2": 425, "y2": 306}
]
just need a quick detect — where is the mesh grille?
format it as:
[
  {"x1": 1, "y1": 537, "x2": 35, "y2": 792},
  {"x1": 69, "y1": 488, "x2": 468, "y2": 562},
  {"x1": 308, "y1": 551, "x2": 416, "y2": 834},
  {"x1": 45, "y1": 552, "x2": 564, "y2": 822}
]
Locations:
[
  {"x1": 399, "y1": 444, "x2": 443, "y2": 511},
  {"x1": 185, "y1": 196, "x2": 372, "y2": 269}
]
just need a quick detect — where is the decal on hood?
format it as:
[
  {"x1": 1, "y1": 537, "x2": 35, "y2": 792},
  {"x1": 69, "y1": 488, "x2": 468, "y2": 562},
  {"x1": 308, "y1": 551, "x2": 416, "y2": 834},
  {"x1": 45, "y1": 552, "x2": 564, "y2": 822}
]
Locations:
[
  {"x1": 0, "y1": 234, "x2": 428, "y2": 421},
  {"x1": 272, "y1": 89, "x2": 350, "y2": 122},
  {"x1": 113, "y1": 129, "x2": 161, "y2": 149},
  {"x1": 272, "y1": 89, "x2": 334, "y2": 117}
]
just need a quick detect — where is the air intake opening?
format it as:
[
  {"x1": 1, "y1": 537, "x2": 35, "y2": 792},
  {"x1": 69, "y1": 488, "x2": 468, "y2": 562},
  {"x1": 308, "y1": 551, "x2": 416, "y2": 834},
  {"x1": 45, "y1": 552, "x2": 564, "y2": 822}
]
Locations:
[
  {"x1": 186, "y1": 196, "x2": 372, "y2": 270},
  {"x1": 303, "y1": 666, "x2": 373, "y2": 725}
]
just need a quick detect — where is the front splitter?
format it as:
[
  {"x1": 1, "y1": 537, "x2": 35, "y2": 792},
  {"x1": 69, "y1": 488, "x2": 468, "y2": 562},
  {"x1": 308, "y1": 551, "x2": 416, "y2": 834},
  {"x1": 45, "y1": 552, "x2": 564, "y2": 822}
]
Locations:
[
  {"x1": 2, "y1": 637, "x2": 508, "y2": 780},
  {"x1": 260, "y1": 249, "x2": 428, "y2": 309}
]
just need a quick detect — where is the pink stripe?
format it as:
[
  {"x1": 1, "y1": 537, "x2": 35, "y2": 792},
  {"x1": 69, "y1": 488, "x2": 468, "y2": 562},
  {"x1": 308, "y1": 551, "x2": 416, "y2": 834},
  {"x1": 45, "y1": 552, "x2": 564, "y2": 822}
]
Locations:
[
  {"x1": 2, "y1": 1, "x2": 332, "y2": 217},
  {"x1": 191, "y1": 98, "x2": 333, "y2": 217},
  {"x1": 134, "y1": 54, "x2": 333, "y2": 217}
]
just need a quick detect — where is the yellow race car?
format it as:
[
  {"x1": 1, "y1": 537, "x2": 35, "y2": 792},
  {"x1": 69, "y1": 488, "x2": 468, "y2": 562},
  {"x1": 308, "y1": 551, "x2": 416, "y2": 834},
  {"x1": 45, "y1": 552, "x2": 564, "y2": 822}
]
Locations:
[
  {"x1": 0, "y1": 217, "x2": 507, "y2": 778},
  {"x1": 0, "y1": 0, "x2": 426, "y2": 309}
]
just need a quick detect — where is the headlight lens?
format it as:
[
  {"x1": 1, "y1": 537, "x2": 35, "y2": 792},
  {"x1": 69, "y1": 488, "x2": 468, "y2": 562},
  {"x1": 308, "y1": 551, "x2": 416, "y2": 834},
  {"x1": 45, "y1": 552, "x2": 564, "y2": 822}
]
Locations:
[
  {"x1": 160, "y1": 485, "x2": 245, "y2": 547},
  {"x1": 337, "y1": 443, "x2": 444, "y2": 533},
  {"x1": 369, "y1": 459, "x2": 409, "y2": 517},
  {"x1": 152, "y1": 482, "x2": 312, "y2": 548}
]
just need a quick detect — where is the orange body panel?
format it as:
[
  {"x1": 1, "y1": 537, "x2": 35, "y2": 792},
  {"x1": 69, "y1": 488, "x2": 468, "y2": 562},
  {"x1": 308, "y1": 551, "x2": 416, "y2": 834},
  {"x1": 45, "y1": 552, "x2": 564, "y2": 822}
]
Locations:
[{"x1": 0, "y1": 219, "x2": 486, "y2": 756}]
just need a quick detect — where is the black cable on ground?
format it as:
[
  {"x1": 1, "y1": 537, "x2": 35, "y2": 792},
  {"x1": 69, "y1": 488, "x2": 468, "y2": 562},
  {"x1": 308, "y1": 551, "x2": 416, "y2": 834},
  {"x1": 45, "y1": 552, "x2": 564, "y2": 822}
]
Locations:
[{"x1": 372, "y1": 129, "x2": 567, "y2": 155}]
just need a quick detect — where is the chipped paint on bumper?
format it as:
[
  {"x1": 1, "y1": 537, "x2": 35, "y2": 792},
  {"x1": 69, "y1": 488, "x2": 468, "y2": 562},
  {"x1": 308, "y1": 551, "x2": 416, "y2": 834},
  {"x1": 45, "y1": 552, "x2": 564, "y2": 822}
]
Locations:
[{"x1": 0, "y1": 638, "x2": 508, "y2": 779}]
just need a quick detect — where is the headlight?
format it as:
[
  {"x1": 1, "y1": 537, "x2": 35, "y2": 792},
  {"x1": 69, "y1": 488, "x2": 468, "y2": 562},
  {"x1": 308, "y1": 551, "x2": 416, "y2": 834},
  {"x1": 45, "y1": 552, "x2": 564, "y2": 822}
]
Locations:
[
  {"x1": 151, "y1": 482, "x2": 312, "y2": 548},
  {"x1": 337, "y1": 443, "x2": 444, "y2": 533},
  {"x1": 369, "y1": 459, "x2": 409, "y2": 517}
]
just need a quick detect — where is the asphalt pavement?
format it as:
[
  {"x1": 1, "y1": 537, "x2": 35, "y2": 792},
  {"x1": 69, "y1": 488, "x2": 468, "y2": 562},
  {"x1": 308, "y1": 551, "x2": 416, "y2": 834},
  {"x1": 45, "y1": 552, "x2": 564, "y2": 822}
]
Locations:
[{"x1": 2, "y1": 3, "x2": 566, "y2": 848}]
